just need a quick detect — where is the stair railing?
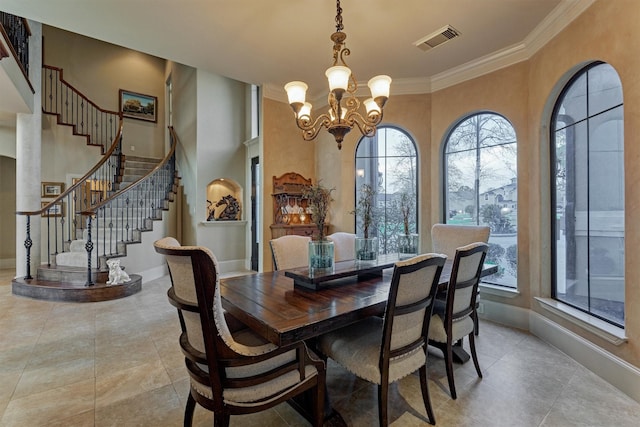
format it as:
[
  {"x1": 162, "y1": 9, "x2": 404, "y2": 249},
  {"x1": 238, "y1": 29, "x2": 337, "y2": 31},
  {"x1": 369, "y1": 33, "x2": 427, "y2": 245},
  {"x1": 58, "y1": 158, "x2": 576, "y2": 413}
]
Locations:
[
  {"x1": 16, "y1": 119, "x2": 124, "y2": 280},
  {"x1": 80, "y1": 126, "x2": 179, "y2": 285},
  {"x1": 42, "y1": 65, "x2": 121, "y2": 153},
  {"x1": 0, "y1": 12, "x2": 31, "y2": 88}
]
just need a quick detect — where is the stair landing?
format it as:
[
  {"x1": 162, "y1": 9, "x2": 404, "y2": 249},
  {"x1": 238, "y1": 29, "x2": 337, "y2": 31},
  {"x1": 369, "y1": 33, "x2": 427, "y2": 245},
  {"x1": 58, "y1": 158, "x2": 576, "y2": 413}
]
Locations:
[{"x1": 12, "y1": 266, "x2": 142, "y2": 302}]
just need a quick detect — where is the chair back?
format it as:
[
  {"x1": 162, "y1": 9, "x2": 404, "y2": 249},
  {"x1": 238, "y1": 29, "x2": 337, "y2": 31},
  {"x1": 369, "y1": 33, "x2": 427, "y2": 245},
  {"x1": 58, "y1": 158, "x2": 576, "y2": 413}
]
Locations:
[
  {"x1": 153, "y1": 237, "x2": 227, "y2": 405},
  {"x1": 269, "y1": 235, "x2": 311, "y2": 270},
  {"x1": 444, "y1": 242, "x2": 488, "y2": 324},
  {"x1": 382, "y1": 254, "x2": 446, "y2": 367},
  {"x1": 327, "y1": 232, "x2": 356, "y2": 262},
  {"x1": 431, "y1": 223, "x2": 490, "y2": 259}
]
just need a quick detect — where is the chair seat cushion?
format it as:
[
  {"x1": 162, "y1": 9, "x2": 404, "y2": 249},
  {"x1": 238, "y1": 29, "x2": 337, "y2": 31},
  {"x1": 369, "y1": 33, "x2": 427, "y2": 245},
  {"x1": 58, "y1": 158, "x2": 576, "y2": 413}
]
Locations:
[
  {"x1": 428, "y1": 314, "x2": 474, "y2": 343},
  {"x1": 191, "y1": 364, "x2": 319, "y2": 406},
  {"x1": 318, "y1": 316, "x2": 425, "y2": 385}
]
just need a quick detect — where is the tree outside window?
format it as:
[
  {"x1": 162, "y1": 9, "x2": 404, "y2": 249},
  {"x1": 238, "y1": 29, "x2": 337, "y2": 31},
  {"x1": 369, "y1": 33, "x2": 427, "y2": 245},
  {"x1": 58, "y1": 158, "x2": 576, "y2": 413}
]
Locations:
[{"x1": 444, "y1": 113, "x2": 518, "y2": 287}]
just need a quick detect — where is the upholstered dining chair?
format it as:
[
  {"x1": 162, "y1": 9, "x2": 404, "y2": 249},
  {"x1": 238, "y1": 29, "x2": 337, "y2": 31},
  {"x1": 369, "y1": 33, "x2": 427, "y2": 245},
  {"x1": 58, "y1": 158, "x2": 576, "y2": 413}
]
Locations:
[
  {"x1": 431, "y1": 223, "x2": 490, "y2": 335},
  {"x1": 318, "y1": 253, "x2": 446, "y2": 426},
  {"x1": 153, "y1": 237, "x2": 325, "y2": 427},
  {"x1": 327, "y1": 232, "x2": 356, "y2": 262},
  {"x1": 269, "y1": 235, "x2": 311, "y2": 270},
  {"x1": 428, "y1": 242, "x2": 488, "y2": 400},
  {"x1": 430, "y1": 224, "x2": 490, "y2": 258}
]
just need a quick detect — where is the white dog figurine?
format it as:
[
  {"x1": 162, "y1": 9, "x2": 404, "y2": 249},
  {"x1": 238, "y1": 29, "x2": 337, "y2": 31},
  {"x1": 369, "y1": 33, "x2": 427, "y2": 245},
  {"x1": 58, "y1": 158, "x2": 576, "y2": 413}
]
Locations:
[{"x1": 106, "y1": 259, "x2": 131, "y2": 285}]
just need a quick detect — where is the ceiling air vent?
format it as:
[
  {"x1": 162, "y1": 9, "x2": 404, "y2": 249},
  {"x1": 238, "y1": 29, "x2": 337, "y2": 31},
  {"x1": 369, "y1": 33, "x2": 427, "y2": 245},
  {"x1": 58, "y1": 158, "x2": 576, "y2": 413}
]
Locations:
[{"x1": 414, "y1": 25, "x2": 460, "y2": 51}]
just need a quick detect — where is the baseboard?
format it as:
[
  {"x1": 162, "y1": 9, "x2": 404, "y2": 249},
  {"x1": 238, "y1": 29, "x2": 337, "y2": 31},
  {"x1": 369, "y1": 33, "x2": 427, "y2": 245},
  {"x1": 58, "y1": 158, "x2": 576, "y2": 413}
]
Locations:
[
  {"x1": 529, "y1": 311, "x2": 640, "y2": 403},
  {"x1": 483, "y1": 300, "x2": 640, "y2": 403},
  {"x1": 218, "y1": 259, "x2": 247, "y2": 274},
  {"x1": 138, "y1": 264, "x2": 168, "y2": 283},
  {"x1": 480, "y1": 298, "x2": 530, "y2": 331}
]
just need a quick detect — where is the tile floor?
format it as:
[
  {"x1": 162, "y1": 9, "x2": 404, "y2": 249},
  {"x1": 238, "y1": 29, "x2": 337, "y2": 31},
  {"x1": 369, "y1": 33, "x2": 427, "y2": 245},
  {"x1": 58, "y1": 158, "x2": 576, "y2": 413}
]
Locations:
[{"x1": 1, "y1": 268, "x2": 640, "y2": 426}]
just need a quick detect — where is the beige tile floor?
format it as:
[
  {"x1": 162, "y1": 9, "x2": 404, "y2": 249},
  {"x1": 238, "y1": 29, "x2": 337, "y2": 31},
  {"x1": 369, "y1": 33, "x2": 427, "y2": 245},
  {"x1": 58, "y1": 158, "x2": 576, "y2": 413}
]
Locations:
[{"x1": 1, "y1": 267, "x2": 640, "y2": 426}]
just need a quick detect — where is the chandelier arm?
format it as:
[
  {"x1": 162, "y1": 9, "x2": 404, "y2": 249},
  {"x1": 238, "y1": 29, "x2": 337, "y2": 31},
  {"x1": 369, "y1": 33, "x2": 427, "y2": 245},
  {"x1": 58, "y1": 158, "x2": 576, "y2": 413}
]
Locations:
[
  {"x1": 345, "y1": 109, "x2": 383, "y2": 137},
  {"x1": 296, "y1": 113, "x2": 333, "y2": 139}
]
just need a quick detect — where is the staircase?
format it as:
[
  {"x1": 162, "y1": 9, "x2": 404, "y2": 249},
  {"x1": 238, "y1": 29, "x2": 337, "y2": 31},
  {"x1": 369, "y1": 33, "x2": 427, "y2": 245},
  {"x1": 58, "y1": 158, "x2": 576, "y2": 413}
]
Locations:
[
  {"x1": 54, "y1": 156, "x2": 162, "y2": 269},
  {"x1": 13, "y1": 65, "x2": 179, "y2": 302}
]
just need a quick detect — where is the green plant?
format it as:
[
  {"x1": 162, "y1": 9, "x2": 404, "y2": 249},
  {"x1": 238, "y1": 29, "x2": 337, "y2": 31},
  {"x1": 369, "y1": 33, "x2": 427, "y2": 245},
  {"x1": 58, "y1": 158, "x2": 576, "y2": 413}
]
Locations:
[
  {"x1": 351, "y1": 184, "x2": 377, "y2": 238},
  {"x1": 304, "y1": 182, "x2": 335, "y2": 241}
]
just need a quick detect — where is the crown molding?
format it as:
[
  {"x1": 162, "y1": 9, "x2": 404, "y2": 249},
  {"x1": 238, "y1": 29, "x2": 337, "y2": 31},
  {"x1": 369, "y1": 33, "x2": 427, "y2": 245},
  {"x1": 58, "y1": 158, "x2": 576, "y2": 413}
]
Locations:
[
  {"x1": 430, "y1": 0, "x2": 595, "y2": 91},
  {"x1": 264, "y1": 0, "x2": 595, "y2": 100}
]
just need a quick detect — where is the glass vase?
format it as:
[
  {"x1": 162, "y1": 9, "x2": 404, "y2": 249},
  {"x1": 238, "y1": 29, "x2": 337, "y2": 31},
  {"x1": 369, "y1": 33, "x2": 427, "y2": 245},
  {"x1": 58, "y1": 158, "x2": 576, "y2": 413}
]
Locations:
[
  {"x1": 308, "y1": 240, "x2": 335, "y2": 276},
  {"x1": 355, "y1": 237, "x2": 378, "y2": 263},
  {"x1": 398, "y1": 233, "x2": 419, "y2": 260}
]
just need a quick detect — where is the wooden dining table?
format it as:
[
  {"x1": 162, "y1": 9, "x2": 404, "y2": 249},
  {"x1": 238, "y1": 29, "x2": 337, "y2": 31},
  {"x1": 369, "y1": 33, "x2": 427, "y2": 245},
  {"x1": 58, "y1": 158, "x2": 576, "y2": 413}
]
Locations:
[{"x1": 220, "y1": 255, "x2": 497, "y2": 350}]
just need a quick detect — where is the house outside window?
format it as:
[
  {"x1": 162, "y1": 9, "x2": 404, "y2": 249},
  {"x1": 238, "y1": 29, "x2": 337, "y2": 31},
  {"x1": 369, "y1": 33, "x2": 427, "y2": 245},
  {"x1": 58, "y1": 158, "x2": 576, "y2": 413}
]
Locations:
[
  {"x1": 443, "y1": 112, "x2": 518, "y2": 288},
  {"x1": 355, "y1": 126, "x2": 418, "y2": 254},
  {"x1": 551, "y1": 62, "x2": 624, "y2": 327}
]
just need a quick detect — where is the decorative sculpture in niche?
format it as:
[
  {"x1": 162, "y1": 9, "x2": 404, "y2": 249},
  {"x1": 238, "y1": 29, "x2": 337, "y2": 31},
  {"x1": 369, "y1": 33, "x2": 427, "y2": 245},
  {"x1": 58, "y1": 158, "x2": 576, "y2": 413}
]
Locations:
[
  {"x1": 207, "y1": 194, "x2": 240, "y2": 221},
  {"x1": 206, "y1": 200, "x2": 216, "y2": 221}
]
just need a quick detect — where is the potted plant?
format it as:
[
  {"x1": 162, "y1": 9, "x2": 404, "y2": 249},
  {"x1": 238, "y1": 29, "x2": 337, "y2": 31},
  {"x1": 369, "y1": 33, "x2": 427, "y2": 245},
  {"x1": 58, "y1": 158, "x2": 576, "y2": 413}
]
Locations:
[
  {"x1": 351, "y1": 184, "x2": 379, "y2": 261},
  {"x1": 397, "y1": 192, "x2": 419, "y2": 259},
  {"x1": 304, "y1": 182, "x2": 335, "y2": 274}
]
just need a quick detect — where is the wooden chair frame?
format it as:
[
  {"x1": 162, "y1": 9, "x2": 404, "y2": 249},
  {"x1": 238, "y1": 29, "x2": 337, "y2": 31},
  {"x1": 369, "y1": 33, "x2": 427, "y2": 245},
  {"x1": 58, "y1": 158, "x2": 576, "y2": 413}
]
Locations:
[
  {"x1": 155, "y1": 239, "x2": 325, "y2": 427},
  {"x1": 429, "y1": 242, "x2": 488, "y2": 400}
]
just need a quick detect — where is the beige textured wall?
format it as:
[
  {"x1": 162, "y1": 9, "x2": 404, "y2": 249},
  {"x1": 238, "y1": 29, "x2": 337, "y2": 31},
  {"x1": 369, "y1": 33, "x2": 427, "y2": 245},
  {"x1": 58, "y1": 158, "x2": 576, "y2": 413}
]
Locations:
[
  {"x1": 431, "y1": 63, "x2": 530, "y2": 306},
  {"x1": 262, "y1": 0, "x2": 640, "y2": 367},
  {"x1": 43, "y1": 26, "x2": 166, "y2": 158},
  {"x1": 262, "y1": 97, "x2": 316, "y2": 271},
  {"x1": 524, "y1": 0, "x2": 640, "y2": 365}
]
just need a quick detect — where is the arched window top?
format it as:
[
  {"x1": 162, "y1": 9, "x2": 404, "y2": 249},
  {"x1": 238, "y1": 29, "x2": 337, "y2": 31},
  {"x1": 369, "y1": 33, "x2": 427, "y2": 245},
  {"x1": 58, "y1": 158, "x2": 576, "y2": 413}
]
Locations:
[
  {"x1": 446, "y1": 113, "x2": 516, "y2": 154},
  {"x1": 554, "y1": 62, "x2": 623, "y2": 131}
]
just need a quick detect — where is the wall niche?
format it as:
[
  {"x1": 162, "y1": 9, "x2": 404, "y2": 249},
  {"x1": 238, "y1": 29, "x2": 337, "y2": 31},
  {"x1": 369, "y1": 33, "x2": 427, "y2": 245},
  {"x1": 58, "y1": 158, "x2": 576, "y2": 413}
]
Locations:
[{"x1": 206, "y1": 178, "x2": 242, "y2": 221}]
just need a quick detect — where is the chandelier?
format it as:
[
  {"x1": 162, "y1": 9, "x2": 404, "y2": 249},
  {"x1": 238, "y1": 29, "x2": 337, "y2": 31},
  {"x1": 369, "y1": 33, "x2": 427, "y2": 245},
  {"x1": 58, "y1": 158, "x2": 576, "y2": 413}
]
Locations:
[{"x1": 284, "y1": 0, "x2": 391, "y2": 150}]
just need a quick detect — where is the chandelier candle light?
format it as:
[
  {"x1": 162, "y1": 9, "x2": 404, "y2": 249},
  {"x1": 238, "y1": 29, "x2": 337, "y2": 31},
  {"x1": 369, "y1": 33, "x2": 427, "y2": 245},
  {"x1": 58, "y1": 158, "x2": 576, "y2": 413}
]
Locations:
[{"x1": 284, "y1": 0, "x2": 391, "y2": 150}]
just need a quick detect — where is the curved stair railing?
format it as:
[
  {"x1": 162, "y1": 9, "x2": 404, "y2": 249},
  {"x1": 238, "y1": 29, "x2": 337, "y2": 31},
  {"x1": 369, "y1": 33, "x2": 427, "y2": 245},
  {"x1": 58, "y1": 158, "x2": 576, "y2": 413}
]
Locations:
[
  {"x1": 79, "y1": 126, "x2": 179, "y2": 285},
  {"x1": 16, "y1": 126, "x2": 179, "y2": 285},
  {"x1": 42, "y1": 65, "x2": 121, "y2": 153},
  {"x1": 16, "y1": 119, "x2": 125, "y2": 279}
]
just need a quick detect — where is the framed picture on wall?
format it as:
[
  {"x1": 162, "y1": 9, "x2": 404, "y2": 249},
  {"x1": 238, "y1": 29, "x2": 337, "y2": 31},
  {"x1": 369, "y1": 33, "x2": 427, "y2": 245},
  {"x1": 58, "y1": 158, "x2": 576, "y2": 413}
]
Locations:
[
  {"x1": 41, "y1": 182, "x2": 65, "y2": 198},
  {"x1": 41, "y1": 201, "x2": 65, "y2": 217},
  {"x1": 119, "y1": 89, "x2": 157, "y2": 123}
]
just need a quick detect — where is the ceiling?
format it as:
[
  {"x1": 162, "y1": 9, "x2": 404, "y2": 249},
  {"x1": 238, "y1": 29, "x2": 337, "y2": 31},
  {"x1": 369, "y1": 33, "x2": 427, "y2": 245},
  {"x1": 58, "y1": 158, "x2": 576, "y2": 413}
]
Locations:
[{"x1": 1, "y1": 0, "x2": 593, "y2": 104}]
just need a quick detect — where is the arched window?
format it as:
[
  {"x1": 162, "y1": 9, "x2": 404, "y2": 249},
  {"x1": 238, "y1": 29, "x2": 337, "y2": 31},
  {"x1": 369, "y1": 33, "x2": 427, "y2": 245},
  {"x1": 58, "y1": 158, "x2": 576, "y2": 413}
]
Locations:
[
  {"x1": 443, "y1": 113, "x2": 518, "y2": 288},
  {"x1": 551, "y1": 62, "x2": 624, "y2": 327},
  {"x1": 355, "y1": 126, "x2": 418, "y2": 254}
]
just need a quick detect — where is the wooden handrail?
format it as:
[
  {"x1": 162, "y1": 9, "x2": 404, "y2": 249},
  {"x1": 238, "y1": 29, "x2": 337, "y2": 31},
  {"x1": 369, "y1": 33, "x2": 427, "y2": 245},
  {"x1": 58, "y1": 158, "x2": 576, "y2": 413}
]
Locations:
[
  {"x1": 83, "y1": 126, "x2": 179, "y2": 215},
  {"x1": 43, "y1": 65, "x2": 121, "y2": 116},
  {"x1": 16, "y1": 118, "x2": 124, "y2": 216}
]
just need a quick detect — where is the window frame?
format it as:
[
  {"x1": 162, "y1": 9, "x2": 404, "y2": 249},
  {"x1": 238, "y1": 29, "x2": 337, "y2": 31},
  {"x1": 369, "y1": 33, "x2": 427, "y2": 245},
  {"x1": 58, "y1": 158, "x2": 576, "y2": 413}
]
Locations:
[
  {"x1": 441, "y1": 111, "x2": 518, "y2": 288},
  {"x1": 354, "y1": 125, "x2": 419, "y2": 255},
  {"x1": 549, "y1": 61, "x2": 625, "y2": 328}
]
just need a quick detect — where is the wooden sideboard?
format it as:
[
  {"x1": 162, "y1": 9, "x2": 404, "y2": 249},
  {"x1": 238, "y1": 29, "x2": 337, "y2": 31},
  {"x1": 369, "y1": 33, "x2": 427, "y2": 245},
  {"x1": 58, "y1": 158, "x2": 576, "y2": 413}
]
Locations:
[{"x1": 270, "y1": 172, "x2": 329, "y2": 239}]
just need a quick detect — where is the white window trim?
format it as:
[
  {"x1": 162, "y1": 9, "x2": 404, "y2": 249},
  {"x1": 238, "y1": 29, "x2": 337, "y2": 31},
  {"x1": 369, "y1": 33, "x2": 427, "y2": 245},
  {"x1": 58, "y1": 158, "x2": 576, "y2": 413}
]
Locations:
[
  {"x1": 479, "y1": 282, "x2": 519, "y2": 298},
  {"x1": 535, "y1": 297, "x2": 627, "y2": 346}
]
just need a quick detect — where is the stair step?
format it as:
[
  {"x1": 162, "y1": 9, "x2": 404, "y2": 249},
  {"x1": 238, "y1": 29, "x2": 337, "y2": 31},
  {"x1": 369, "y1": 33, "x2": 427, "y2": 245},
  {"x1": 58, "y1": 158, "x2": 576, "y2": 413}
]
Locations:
[{"x1": 37, "y1": 265, "x2": 109, "y2": 284}]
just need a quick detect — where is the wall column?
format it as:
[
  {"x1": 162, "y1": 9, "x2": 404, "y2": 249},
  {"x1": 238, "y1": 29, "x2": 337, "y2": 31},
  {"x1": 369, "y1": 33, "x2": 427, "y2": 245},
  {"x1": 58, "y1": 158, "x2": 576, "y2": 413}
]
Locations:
[{"x1": 15, "y1": 21, "x2": 42, "y2": 278}]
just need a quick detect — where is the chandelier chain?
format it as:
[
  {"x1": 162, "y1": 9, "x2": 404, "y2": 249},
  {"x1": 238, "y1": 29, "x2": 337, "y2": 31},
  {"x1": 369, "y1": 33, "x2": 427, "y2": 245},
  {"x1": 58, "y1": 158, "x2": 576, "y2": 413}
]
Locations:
[{"x1": 335, "y1": 0, "x2": 343, "y2": 33}]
